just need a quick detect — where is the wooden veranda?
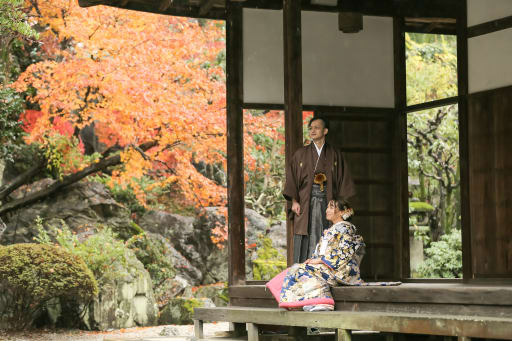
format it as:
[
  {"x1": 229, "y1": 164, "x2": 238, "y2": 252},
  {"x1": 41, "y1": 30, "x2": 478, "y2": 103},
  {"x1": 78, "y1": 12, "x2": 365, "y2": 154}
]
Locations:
[{"x1": 80, "y1": 0, "x2": 512, "y2": 339}]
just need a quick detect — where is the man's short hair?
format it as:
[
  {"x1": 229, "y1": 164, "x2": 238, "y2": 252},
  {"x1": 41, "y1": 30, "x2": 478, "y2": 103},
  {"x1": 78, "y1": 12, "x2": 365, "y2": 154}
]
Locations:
[{"x1": 308, "y1": 116, "x2": 329, "y2": 130}]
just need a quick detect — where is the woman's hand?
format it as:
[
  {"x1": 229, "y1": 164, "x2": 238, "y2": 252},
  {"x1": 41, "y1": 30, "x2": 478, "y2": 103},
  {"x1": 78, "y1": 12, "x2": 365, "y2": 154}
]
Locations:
[{"x1": 305, "y1": 258, "x2": 323, "y2": 265}]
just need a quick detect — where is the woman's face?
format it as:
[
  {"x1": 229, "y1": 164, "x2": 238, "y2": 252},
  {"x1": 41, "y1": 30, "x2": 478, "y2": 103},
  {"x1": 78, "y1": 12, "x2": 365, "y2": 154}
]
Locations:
[{"x1": 325, "y1": 200, "x2": 340, "y2": 222}]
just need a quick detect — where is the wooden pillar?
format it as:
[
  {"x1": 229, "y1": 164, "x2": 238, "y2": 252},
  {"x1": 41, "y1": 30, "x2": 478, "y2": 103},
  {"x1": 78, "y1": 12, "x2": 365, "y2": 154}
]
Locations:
[
  {"x1": 336, "y1": 329, "x2": 352, "y2": 341},
  {"x1": 226, "y1": 1, "x2": 245, "y2": 286},
  {"x1": 230, "y1": 322, "x2": 246, "y2": 337},
  {"x1": 456, "y1": 0, "x2": 472, "y2": 282},
  {"x1": 247, "y1": 323, "x2": 259, "y2": 341},
  {"x1": 393, "y1": 16, "x2": 408, "y2": 280},
  {"x1": 283, "y1": 0, "x2": 303, "y2": 266},
  {"x1": 194, "y1": 319, "x2": 204, "y2": 339}
]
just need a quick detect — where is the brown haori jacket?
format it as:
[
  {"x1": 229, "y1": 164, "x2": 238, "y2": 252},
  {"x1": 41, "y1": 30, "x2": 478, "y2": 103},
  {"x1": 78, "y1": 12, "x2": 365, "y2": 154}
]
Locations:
[{"x1": 283, "y1": 143, "x2": 356, "y2": 236}]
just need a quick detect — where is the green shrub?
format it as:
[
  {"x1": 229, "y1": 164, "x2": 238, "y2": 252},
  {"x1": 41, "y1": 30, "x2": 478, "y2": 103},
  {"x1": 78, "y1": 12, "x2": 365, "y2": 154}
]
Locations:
[
  {"x1": 0, "y1": 87, "x2": 25, "y2": 162},
  {"x1": 35, "y1": 219, "x2": 129, "y2": 286},
  {"x1": 252, "y1": 236, "x2": 286, "y2": 281},
  {"x1": 126, "y1": 233, "x2": 175, "y2": 288},
  {"x1": 0, "y1": 243, "x2": 98, "y2": 330},
  {"x1": 416, "y1": 229, "x2": 462, "y2": 278}
]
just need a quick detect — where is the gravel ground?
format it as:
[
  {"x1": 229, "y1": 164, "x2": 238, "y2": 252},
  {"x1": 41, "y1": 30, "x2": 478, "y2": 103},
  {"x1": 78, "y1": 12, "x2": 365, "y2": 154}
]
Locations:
[{"x1": 0, "y1": 322, "x2": 232, "y2": 341}]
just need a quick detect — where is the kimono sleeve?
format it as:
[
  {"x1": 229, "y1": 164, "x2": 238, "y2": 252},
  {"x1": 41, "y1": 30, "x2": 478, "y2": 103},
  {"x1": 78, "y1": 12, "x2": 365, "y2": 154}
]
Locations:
[
  {"x1": 320, "y1": 231, "x2": 356, "y2": 271},
  {"x1": 335, "y1": 151, "x2": 356, "y2": 201},
  {"x1": 283, "y1": 152, "x2": 300, "y2": 202}
]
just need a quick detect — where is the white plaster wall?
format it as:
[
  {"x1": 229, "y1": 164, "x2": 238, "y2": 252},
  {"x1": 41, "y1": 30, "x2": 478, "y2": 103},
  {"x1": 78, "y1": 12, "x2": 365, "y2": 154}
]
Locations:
[
  {"x1": 468, "y1": 28, "x2": 512, "y2": 94},
  {"x1": 243, "y1": 8, "x2": 284, "y2": 104},
  {"x1": 302, "y1": 12, "x2": 394, "y2": 107},
  {"x1": 467, "y1": 0, "x2": 512, "y2": 27},
  {"x1": 243, "y1": 9, "x2": 394, "y2": 107}
]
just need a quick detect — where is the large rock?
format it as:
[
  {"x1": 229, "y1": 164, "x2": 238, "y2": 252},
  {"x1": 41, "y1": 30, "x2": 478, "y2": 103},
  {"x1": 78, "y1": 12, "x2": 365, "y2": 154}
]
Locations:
[
  {"x1": 268, "y1": 220, "x2": 287, "y2": 251},
  {"x1": 139, "y1": 207, "x2": 275, "y2": 285},
  {"x1": 1, "y1": 180, "x2": 136, "y2": 244},
  {"x1": 82, "y1": 250, "x2": 158, "y2": 330},
  {"x1": 158, "y1": 297, "x2": 215, "y2": 325}
]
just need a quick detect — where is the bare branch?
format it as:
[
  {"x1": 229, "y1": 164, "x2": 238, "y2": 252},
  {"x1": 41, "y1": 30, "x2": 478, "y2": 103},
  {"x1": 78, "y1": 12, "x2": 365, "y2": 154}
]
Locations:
[
  {"x1": 0, "y1": 141, "x2": 157, "y2": 216},
  {"x1": 0, "y1": 160, "x2": 46, "y2": 202}
]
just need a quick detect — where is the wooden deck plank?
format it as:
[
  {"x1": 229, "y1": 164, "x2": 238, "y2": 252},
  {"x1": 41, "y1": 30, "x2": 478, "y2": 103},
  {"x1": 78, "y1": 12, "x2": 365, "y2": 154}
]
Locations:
[
  {"x1": 229, "y1": 283, "x2": 512, "y2": 306},
  {"x1": 194, "y1": 307, "x2": 512, "y2": 340},
  {"x1": 334, "y1": 301, "x2": 512, "y2": 318}
]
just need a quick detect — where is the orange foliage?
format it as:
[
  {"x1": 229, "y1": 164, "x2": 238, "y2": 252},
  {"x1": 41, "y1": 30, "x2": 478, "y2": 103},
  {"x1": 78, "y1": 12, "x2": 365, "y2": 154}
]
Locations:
[{"x1": 14, "y1": 0, "x2": 228, "y2": 207}]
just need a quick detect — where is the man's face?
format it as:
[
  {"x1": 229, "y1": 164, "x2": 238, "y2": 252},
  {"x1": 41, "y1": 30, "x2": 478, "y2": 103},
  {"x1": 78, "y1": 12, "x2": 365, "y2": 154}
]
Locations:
[{"x1": 309, "y1": 119, "x2": 328, "y2": 141}]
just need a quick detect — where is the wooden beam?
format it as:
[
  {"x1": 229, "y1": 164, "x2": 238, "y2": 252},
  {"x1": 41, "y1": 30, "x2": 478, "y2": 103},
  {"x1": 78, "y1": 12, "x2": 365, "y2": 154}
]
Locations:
[
  {"x1": 304, "y1": 104, "x2": 395, "y2": 115},
  {"x1": 405, "y1": 96, "x2": 459, "y2": 113},
  {"x1": 243, "y1": 0, "x2": 458, "y2": 19},
  {"x1": 393, "y1": 16, "x2": 408, "y2": 280},
  {"x1": 79, "y1": 0, "x2": 458, "y2": 20},
  {"x1": 242, "y1": 102, "x2": 396, "y2": 116},
  {"x1": 199, "y1": 0, "x2": 216, "y2": 16},
  {"x1": 283, "y1": 0, "x2": 303, "y2": 267},
  {"x1": 226, "y1": 1, "x2": 245, "y2": 286},
  {"x1": 195, "y1": 306, "x2": 512, "y2": 340},
  {"x1": 229, "y1": 283, "x2": 512, "y2": 306},
  {"x1": 456, "y1": 0, "x2": 472, "y2": 282},
  {"x1": 78, "y1": 0, "x2": 226, "y2": 19},
  {"x1": 468, "y1": 15, "x2": 512, "y2": 38},
  {"x1": 243, "y1": 102, "x2": 285, "y2": 110}
]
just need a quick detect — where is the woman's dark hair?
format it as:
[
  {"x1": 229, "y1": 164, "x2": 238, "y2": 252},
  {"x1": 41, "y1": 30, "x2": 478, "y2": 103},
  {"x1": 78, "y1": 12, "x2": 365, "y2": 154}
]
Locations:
[
  {"x1": 333, "y1": 199, "x2": 354, "y2": 221},
  {"x1": 308, "y1": 116, "x2": 329, "y2": 130}
]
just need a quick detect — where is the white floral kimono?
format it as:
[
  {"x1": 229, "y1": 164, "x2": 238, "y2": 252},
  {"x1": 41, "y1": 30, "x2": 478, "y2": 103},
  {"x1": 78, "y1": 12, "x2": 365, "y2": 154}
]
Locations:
[{"x1": 266, "y1": 221, "x2": 400, "y2": 310}]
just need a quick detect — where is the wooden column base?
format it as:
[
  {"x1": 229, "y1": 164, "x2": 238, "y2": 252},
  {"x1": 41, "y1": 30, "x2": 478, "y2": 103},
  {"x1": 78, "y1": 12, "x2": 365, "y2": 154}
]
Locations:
[
  {"x1": 335, "y1": 329, "x2": 351, "y2": 341},
  {"x1": 248, "y1": 323, "x2": 259, "y2": 341},
  {"x1": 229, "y1": 322, "x2": 247, "y2": 337},
  {"x1": 194, "y1": 319, "x2": 203, "y2": 339}
]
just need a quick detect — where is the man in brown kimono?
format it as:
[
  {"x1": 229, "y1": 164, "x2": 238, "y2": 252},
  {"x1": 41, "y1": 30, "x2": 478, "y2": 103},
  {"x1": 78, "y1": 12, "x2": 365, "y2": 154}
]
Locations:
[{"x1": 283, "y1": 116, "x2": 356, "y2": 263}]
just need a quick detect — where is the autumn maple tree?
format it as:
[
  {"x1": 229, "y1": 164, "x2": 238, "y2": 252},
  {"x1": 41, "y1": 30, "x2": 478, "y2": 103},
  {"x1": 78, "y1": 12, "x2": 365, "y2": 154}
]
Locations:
[
  {"x1": 9, "y1": 0, "x2": 228, "y2": 210},
  {"x1": 1, "y1": 0, "x2": 295, "y2": 249}
]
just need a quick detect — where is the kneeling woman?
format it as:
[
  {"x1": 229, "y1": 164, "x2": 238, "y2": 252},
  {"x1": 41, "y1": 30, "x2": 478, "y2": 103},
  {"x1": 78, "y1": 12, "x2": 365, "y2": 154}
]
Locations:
[
  {"x1": 277, "y1": 200, "x2": 362, "y2": 311},
  {"x1": 268, "y1": 200, "x2": 399, "y2": 311}
]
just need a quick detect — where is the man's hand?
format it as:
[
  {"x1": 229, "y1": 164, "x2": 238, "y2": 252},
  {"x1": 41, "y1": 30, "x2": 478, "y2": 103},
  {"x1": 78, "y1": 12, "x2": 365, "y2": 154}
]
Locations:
[{"x1": 292, "y1": 199, "x2": 301, "y2": 216}]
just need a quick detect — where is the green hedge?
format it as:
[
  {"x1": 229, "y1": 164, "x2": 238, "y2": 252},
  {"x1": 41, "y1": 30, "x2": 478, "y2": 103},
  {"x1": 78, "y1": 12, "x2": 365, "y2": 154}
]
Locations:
[{"x1": 0, "y1": 243, "x2": 98, "y2": 329}]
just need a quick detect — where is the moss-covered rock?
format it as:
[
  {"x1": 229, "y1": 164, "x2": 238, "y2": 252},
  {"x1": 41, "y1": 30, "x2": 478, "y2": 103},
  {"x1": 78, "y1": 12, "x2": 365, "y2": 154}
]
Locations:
[
  {"x1": 158, "y1": 297, "x2": 213, "y2": 325},
  {"x1": 409, "y1": 201, "x2": 435, "y2": 213},
  {"x1": 182, "y1": 282, "x2": 229, "y2": 307},
  {"x1": 252, "y1": 236, "x2": 286, "y2": 281},
  {"x1": 0, "y1": 243, "x2": 98, "y2": 330},
  {"x1": 81, "y1": 249, "x2": 158, "y2": 330}
]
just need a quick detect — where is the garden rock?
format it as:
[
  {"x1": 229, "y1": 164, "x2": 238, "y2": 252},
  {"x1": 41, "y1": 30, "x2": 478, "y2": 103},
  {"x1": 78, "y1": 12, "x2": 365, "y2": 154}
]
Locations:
[
  {"x1": 1, "y1": 180, "x2": 135, "y2": 245},
  {"x1": 268, "y1": 220, "x2": 287, "y2": 251},
  {"x1": 182, "y1": 282, "x2": 228, "y2": 307},
  {"x1": 146, "y1": 232, "x2": 201, "y2": 285},
  {"x1": 140, "y1": 207, "x2": 272, "y2": 285},
  {"x1": 158, "y1": 297, "x2": 215, "y2": 325},
  {"x1": 82, "y1": 250, "x2": 158, "y2": 330}
]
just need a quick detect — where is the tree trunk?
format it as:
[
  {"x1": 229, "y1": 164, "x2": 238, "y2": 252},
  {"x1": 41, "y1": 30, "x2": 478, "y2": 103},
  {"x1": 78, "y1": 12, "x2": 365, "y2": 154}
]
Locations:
[
  {"x1": 0, "y1": 160, "x2": 46, "y2": 202},
  {"x1": 444, "y1": 187, "x2": 453, "y2": 233},
  {"x1": 431, "y1": 181, "x2": 445, "y2": 241},
  {"x1": 0, "y1": 141, "x2": 157, "y2": 217},
  {"x1": 0, "y1": 217, "x2": 6, "y2": 241}
]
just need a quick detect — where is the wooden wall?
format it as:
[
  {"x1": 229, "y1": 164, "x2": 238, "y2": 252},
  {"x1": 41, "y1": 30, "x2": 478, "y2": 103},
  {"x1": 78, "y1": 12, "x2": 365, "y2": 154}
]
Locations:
[
  {"x1": 323, "y1": 110, "x2": 396, "y2": 280},
  {"x1": 466, "y1": 0, "x2": 512, "y2": 280},
  {"x1": 467, "y1": 85, "x2": 512, "y2": 278}
]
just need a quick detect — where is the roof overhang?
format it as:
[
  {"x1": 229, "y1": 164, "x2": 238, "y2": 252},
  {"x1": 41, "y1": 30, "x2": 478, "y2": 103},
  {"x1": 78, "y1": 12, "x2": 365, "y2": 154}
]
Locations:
[{"x1": 78, "y1": 0, "x2": 458, "y2": 33}]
